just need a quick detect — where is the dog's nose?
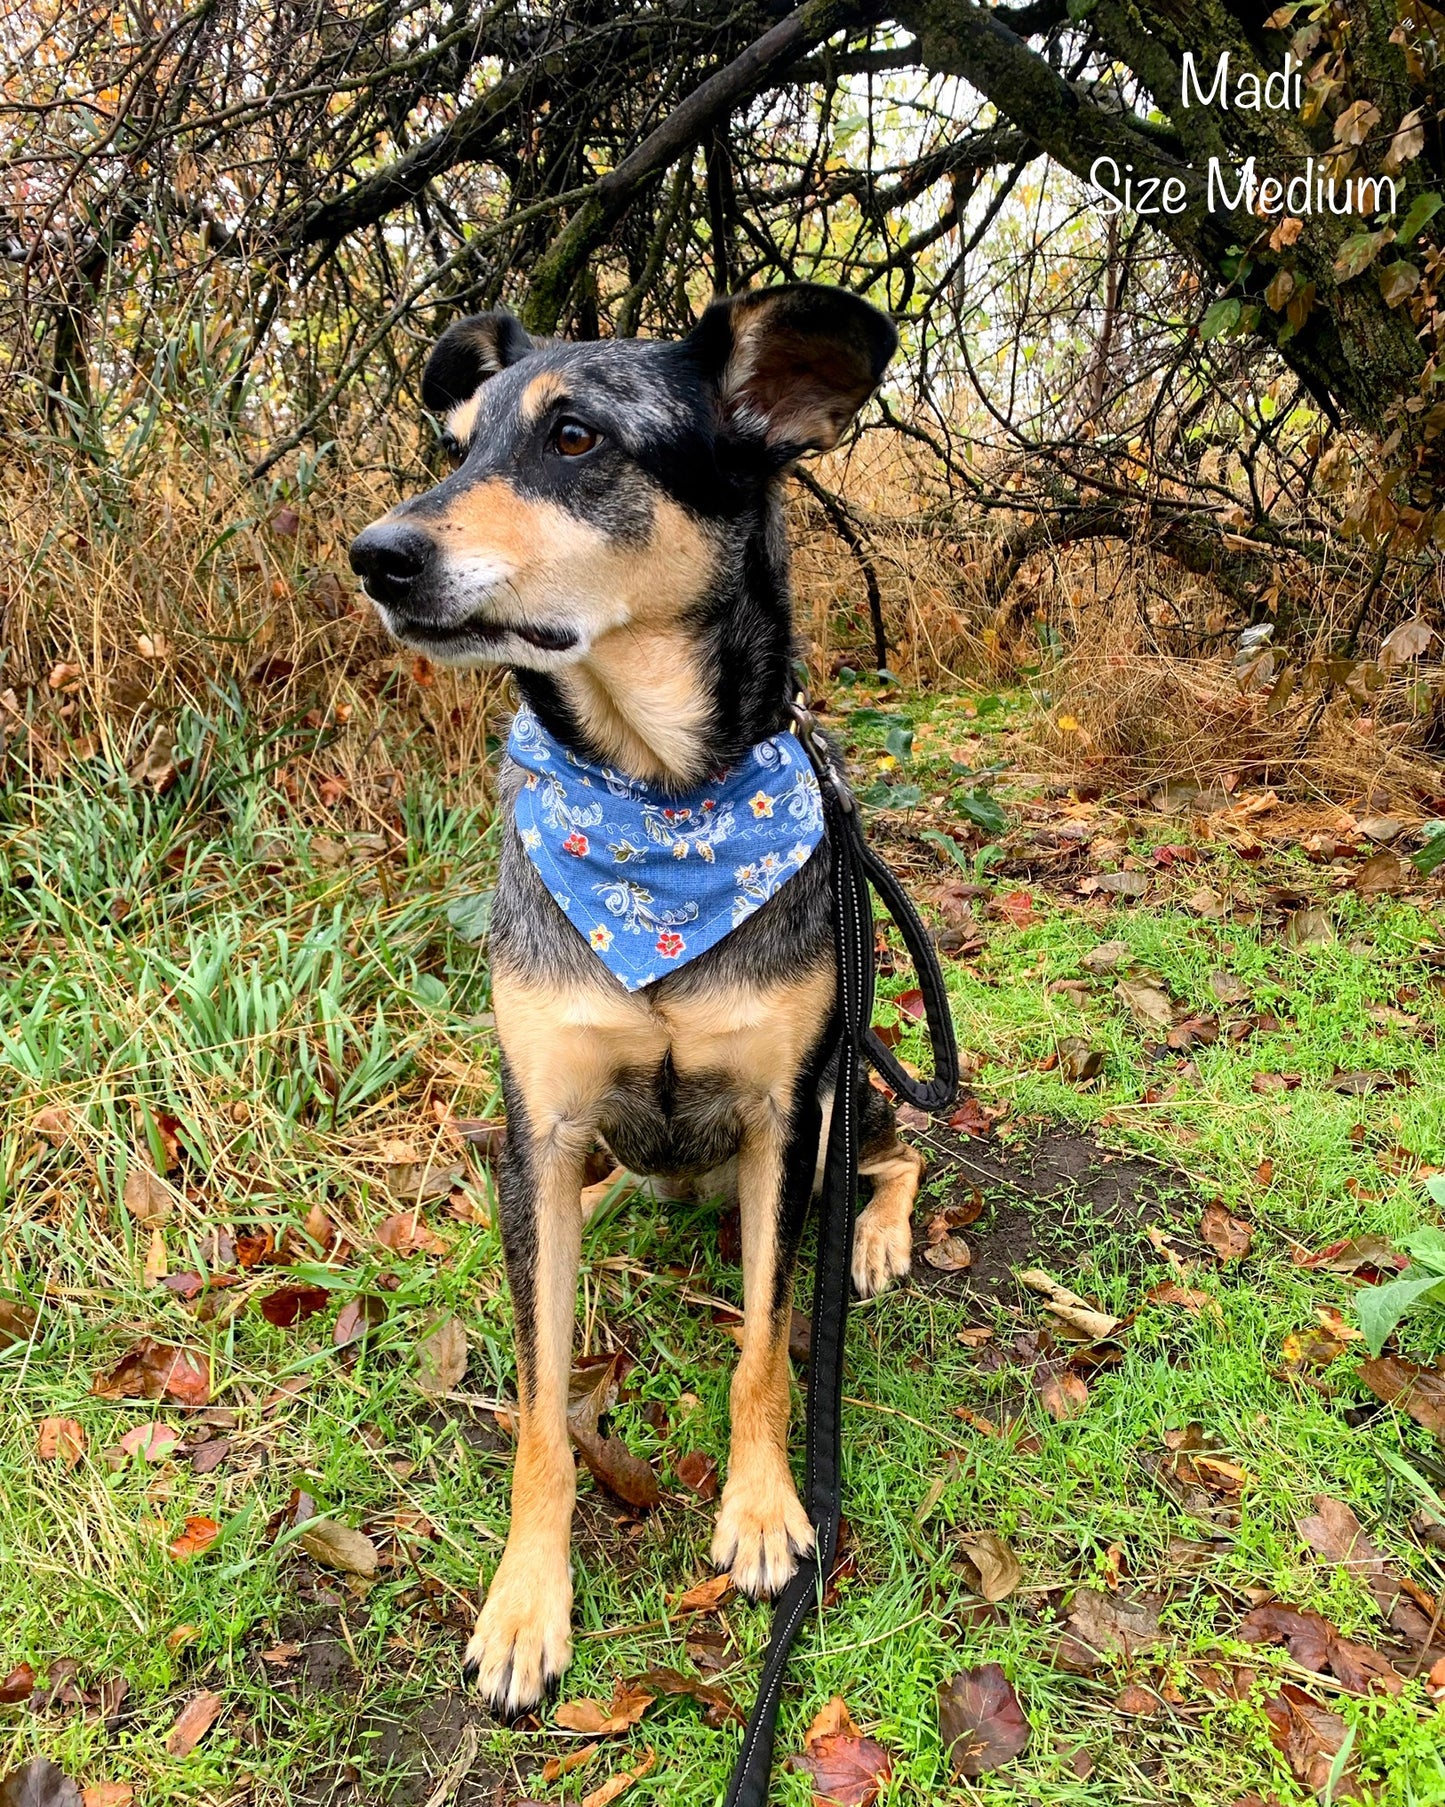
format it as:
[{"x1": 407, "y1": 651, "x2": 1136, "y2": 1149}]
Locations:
[{"x1": 348, "y1": 523, "x2": 436, "y2": 605}]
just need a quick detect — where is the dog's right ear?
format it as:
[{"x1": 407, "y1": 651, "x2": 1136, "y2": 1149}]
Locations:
[{"x1": 421, "y1": 312, "x2": 535, "y2": 414}]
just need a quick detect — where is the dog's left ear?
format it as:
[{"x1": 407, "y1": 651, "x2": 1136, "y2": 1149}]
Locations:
[{"x1": 687, "y1": 283, "x2": 898, "y2": 457}]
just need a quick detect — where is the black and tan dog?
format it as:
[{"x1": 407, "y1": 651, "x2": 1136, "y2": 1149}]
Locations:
[{"x1": 349, "y1": 284, "x2": 925, "y2": 1713}]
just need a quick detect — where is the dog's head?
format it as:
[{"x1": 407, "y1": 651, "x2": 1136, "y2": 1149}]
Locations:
[{"x1": 348, "y1": 284, "x2": 896, "y2": 669}]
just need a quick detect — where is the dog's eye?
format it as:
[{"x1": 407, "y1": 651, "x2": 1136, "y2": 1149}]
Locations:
[
  {"x1": 553, "y1": 420, "x2": 599, "y2": 458},
  {"x1": 441, "y1": 434, "x2": 464, "y2": 465}
]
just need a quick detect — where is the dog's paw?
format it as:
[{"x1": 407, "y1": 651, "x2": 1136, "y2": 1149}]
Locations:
[
  {"x1": 710, "y1": 1470, "x2": 814, "y2": 1598},
  {"x1": 462, "y1": 1560, "x2": 572, "y2": 1714},
  {"x1": 851, "y1": 1195, "x2": 914, "y2": 1298}
]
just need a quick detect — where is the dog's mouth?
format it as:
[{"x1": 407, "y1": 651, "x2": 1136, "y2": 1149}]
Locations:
[{"x1": 382, "y1": 608, "x2": 580, "y2": 657}]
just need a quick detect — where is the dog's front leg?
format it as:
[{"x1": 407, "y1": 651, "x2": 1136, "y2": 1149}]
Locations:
[
  {"x1": 464, "y1": 1073, "x2": 584, "y2": 1713},
  {"x1": 711, "y1": 1116, "x2": 814, "y2": 1597}
]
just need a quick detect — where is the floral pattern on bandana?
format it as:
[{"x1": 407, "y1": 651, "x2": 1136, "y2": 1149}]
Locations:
[{"x1": 507, "y1": 702, "x2": 824, "y2": 991}]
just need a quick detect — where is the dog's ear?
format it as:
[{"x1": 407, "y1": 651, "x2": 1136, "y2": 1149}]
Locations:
[
  {"x1": 421, "y1": 312, "x2": 535, "y2": 413},
  {"x1": 687, "y1": 283, "x2": 897, "y2": 457}
]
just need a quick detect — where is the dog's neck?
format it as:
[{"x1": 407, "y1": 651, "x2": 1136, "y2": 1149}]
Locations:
[{"x1": 511, "y1": 498, "x2": 795, "y2": 793}]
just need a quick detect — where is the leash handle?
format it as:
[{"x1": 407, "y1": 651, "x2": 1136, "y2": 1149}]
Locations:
[{"x1": 723, "y1": 719, "x2": 958, "y2": 1807}]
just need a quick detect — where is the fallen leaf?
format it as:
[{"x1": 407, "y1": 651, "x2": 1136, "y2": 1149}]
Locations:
[
  {"x1": 1147, "y1": 1282, "x2": 1217, "y2": 1315},
  {"x1": 1355, "y1": 851, "x2": 1405, "y2": 898},
  {"x1": 414, "y1": 1313, "x2": 468, "y2": 1396},
  {"x1": 1115, "y1": 1684, "x2": 1161, "y2": 1715},
  {"x1": 0, "y1": 1759, "x2": 82, "y2": 1806},
  {"x1": 123, "y1": 1164, "x2": 172, "y2": 1226},
  {"x1": 1357, "y1": 1354, "x2": 1445, "y2": 1437},
  {"x1": 924, "y1": 1234, "x2": 972, "y2": 1272},
  {"x1": 37, "y1": 1417, "x2": 85, "y2": 1468},
  {"x1": 164, "y1": 1690, "x2": 223, "y2": 1757},
  {"x1": 1018, "y1": 1269, "x2": 1120, "y2": 1339},
  {"x1": 109, "y1": 1421, "x2": 179, "y2": 1465},
  {"x1": 0, "y1": 1298, "x2": 40, "y2": 1350},
  {"x1": 579, "y1": 1746, "x2": 655, "y2": 1807},
  {"x1": 1262, "y1": 1685, "x2": 1353, "y2": 1793},
  {"x1": 556, "y1": 1680, "x2": 655, "y2": 1736},
  {"x1": 299, "y1": 1518, "x2": 379, "y2": 1578},
  {"x1": 0, "y1": 1664, "x2": 35, "y2": 1704},
  {"x1": 947, "y1": 1097, "x2": 994, "y2": 1138},
  {"x1": 541, "y1": 1748, "x2": 600, "y2": 1784},
  {"x1": 333, "y1": 1294, "x2": 386, "y2": 1348},
  {"x1": 990, "y1": 889, "x2": 1035, "y2": 928},
  {"x1": 1081, "y1": 940, "x2": 1130, "y2": 974},
  {"x1": 636, "y1": 1666, "x2": 743, "y2": 1727},
  {"x1": 937, "y1": 1664, "x2": 1028, "y2": 1777},
  {"x1": 259, "y1": 1285, "x2": 331, "y2": 1328},
  {"x1": 1296, "y1": 1234, "x2": 1405, "y2": 1279},
  {"x1": 1239, "y1": 1602, "x2": 1400, "y2": 1695},
  {"x1": 1116, "y1": 977, "x2": 1175, "y2": 1029},
  {"x1": 1054, "y1": 1590, "x2": 1162, "y2": 1672},
  {"x1": 190, "y1": 1436, "x2": 232, "y2": 1475},
  {"x1": 168, "y1": 1515, "x2": 220, "y2": 1561},
  {"x1": 676, "y1": 1451, "x2": 719, "y2": 1500},
  {"x1": 1200, "y1": 1202, "x2": 1253, "y2": 1262},
  {"x1": 1284, "y1": 907, "x2": 1334, "y2": 950},
  {"x1": 958, "y1": 1530, "x2": 1022, "y2": 1602},
  {"x1": 789, "y1": 1695, "x2": 894, "y2": 1804},
  {"x1": 573, "y1": 1426, "x2": 661, "y2": 1512},
  {"x1": 673, "y1": 1573, "x2": 734, "y2": 1613},
  {"x1": 1209, "y1": 970, "x2": 1251, "y2": 1004},
  {"x1": 374, "y1": 1210, "x2": 449, "y2": 1256},
  {"x1": 91, "y1": 1338, "x2": 210, "y2": 1407},
  {"x1": 1056, "y1": 1036, "x2": 1104, "y2": 1082},
  {"x1": 1035, "y1": 1367, "x2": 1089, "y2": 1421},
  {"x1": 81, "y1": 1788, "x2": 133, "y2": 1807}
]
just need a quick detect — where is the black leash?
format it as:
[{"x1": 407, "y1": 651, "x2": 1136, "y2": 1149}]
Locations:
[{"x1": 722, "y1": 702, "x2": 959, "y2": 1807}]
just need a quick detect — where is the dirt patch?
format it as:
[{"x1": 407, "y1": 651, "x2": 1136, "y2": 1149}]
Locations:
[
  {"x1": 357, "y1": 1694, "x2": 510, "y2": 1806},
  {"x1": 906, "y1": 1123, "x2": 1193, "y2": 1307}
]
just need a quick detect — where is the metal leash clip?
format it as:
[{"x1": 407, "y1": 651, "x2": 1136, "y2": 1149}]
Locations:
[{"x1": 788, "y1": 694, "x2": 854, "y2": 815}]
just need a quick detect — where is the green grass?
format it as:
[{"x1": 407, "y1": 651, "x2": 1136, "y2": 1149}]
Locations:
[{"x1": 3, "y1": 685, "x2": 1444, "y2": 1805}]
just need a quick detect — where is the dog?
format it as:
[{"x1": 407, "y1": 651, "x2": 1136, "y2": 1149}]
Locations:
[{"x1": 349, "y1": 283, "x2": 926, "y2": 1713}]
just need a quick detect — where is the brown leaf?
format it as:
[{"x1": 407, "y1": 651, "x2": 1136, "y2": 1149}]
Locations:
[
  {"x1": 298, "y1": 1518, "x2": 379, "y2": 1578},
  {"x1": 923, "y1": 1234, "x2": 972, "y2": 1272},
  {"x1": 0, "y1": 1663, "x2": 35, "y2": 1704},
  {"x1": 894, "y1": 988, "x2": 926, "y2": 1020},
  {"x1": 1296, "y1": 1495, "x2": 1388, "y2": 1583},
  {"x1": 1354, "y1": 851, "x2": 1405, "y2": 898},
  {"x1": 579, "y1": 1748, "x2": 655, "y2": 1807},
  {"x1": 1199, "y1": 1202, "x2": 1253, "y2": 1261},
  {"x1": 1057, "y1": 1036, "x2": 1104, "y2": 1082},
  {"x1": 332, "y1": 1294, "x2": 386, "y2": 1348},
  {"x1": 1297, "y1": 1234, "x2": 1405, "y2": 1279},
  {"x1": 453, "y1": 1118, "x2": 506, "y2": 1163},
  {"x1": 414, "y1": 1312, "x2": 468, "y2": 1396},
  {"x1": 947, "y1": 1097, "x2": 994, "y2": 1138},
  {"x1": 567, "y1": 1353, "x2": 625, "y2": 1440},
  {"x1": 573, "y1": 1426, "x2": 661, "y2": 1512},
  {"x1": 109, "y1": 1422, "x2": 180, "y2": 1466},
  {"x1": 1116, "y1": 977, "x2": 1174, "y2": 1029},
  {"x1": 168, "y1": 1515, "x2": 220, "y2": 1561},
  {"x1": 37, "y1": 1417, "x2": 85, "y2": 1468},
  {"x1": 790, "y1": 1696, "x2": 894, "y2": 1804},
  {"x1": 81, "y1": 1788, "x2": 133, "y2": 1807},
  {"x1": 673, "y1": 1573, "x2": 733, "y2": 1613},
  {"x1": 190, "y1": 1436, "x2": 232, "y2": 1475},
  {"x1": 1081, "y1": 939, "x2": 1130, "y2": 974},
  {"x1": 259, "y1": 1285, "x2": 330, "y2": 1328},
  {"x1": 958, "y1": 1529, "x2": 1022, "y2": 1602},
  {"x1": 1035, "y1": 1367, "x2": 1089, "y2": 1421},
  {"x1": 1115, "y1": 1684, "x2": 1161, "y2": 1716},
  {"x1": 374, "y1": 1209, "x2": 449, "y2": 1255},
  {"x1": 1147, "y1": 1282, "x2": 1217, "y2": 1315},
  {"x1": 937, "y1": 1664, "x2": 1028, "y2": 1777},
  {"x1": 1054, "y1": 1590, "x2": 1162, "y2": 1673},
  {"x1": 0, "y1": 1759, "x2": 82, "y2": 1807},
  {"x1": 637, "y1": 1666, "x2": 744, "y2": 1727},
  {"x1": 676, "y1": 1450, "x2": 719, "y2": 1501},
  {"x1": 91, "y1": 1338, "x2": 210, "y2": 1406},
  {"x1": 164, "y1": 1690, "x2": 223, "y2": 1757},
  {"x1": 555, "y1": 1679, "x2": 655, "y2": 1736},
  {"x1": 122, "y1": 1164, "x2": 172, "y2": 1226},
  {"x1": 1239, "y1": 1603, "x2": 1401, "y2": 1695},
  {"x1": 1357, "y1": 1354, "x2": 1445, "y2": 1437},
  {"x1": 540, "y1": 1749, "x2": 599, "y2": 1785},
  {"x1": 0, "y1": 1298, "x2": 40, "y2": 1350}
]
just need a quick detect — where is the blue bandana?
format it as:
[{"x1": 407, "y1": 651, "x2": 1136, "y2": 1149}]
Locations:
[{"x1": 507, "y1": 703, "x2": 825, "y2": 991}]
